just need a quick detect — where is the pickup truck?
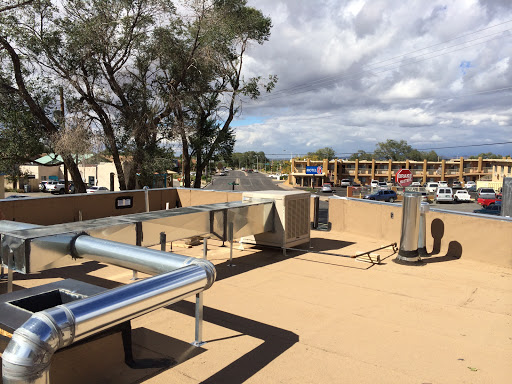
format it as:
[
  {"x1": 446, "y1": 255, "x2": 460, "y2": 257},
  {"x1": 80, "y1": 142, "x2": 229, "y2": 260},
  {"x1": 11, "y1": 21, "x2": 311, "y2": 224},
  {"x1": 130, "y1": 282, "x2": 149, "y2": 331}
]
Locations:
[
  {"x1": 47, "y1": 180, "x2": 74, "y2": 194},
  {"x1": 477, "y1": 195, "x2": 502, "y2": 208},
  {"x1": 453, "y1": 189, "x2": 471, "y2": 202}
]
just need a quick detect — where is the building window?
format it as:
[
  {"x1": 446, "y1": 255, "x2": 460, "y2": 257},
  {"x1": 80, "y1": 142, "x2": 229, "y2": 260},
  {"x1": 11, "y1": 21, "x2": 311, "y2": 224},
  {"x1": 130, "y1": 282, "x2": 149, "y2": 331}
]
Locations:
[{"x1": 41, "y1": 176, "x2": 47, "y2": 181}]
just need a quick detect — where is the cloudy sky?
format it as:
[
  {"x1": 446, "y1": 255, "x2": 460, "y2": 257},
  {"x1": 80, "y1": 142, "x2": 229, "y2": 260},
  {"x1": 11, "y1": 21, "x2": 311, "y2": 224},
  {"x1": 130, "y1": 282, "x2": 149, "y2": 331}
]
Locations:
[{"x1": 230, "y1": 0, "x2": 512, "y2": 159}]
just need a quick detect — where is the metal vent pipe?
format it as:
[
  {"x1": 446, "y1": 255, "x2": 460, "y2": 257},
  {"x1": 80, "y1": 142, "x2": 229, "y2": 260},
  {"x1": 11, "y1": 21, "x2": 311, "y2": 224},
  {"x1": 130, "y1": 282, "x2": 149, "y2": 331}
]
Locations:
[
  {"x1": 396, "y1": 192, "x2": 422, "y2": 263},
  {"x1": 417, "y1": 202, "x2": 430, "y2": 257}
]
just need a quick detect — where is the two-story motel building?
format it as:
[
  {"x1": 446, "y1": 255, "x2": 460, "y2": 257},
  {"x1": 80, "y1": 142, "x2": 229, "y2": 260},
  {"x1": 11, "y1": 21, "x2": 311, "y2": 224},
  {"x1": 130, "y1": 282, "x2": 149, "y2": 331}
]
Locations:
[{"x1": 289, "y1": 157, "x2": 512, "y2": 187}]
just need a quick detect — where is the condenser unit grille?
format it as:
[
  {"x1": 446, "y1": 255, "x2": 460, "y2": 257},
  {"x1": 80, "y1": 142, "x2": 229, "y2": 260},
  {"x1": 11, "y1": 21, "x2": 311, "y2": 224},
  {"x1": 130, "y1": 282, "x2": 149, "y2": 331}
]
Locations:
[{"x1": 285, "y1": 197, "x2": 309, "y2": 241}]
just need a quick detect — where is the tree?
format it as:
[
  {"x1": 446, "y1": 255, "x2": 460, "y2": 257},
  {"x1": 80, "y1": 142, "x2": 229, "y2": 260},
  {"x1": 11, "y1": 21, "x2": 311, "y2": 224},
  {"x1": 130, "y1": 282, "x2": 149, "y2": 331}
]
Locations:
[
  {"x1": 1, "y1": 0, "x2": 275, "y2": 192},
  {"x1": 373, "y1": 140, "x2": 413, "y2": 161},
  {"x1": 469, "y1": 152, "x2": 506, "y2": 159},
  {"x1": 0, "y1": 89, "x2": 47, "y2": 187},
  {"x1": 153, "y1": 0, "x2": 276, "y2": 187},
  {"x1": 307, "y1": 147, "x2": 335, "y2": 160},
  {"x1": 136, "y1": 147, "x2": 176, "y2": 188},
  {"x1": 0, "y1": 0, "x2": 34, "y2": 13},
  {"x1": 348, "y1": 150, "x2": 373, "y2": 161}
]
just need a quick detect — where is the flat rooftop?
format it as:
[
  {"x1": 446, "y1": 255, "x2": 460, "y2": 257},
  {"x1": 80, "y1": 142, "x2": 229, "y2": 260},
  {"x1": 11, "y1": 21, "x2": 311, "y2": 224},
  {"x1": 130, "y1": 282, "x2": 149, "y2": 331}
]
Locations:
[{"x1": 2, "y1": 229, "x2": 510, "y2": 384}]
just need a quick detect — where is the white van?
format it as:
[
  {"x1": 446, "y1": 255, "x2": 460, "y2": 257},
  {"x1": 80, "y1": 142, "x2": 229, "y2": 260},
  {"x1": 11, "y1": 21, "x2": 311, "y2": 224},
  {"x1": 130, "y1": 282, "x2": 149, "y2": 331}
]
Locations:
[
  {"x1": 435, "y1": 187, "x2": 454, "y2": 203},
  {"x1": 426, "y1": 182, "x2": 439, "y2": 193}
]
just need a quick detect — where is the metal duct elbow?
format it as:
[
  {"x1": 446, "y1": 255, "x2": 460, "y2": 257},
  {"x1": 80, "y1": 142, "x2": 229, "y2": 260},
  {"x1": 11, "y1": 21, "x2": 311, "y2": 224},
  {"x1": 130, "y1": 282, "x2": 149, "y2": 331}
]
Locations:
[
  {"x1": 72, "y1": 235, "x2": 216, "y2": 288},
  {"x1": 1, "y1": 308, "x2": 74, "y2": 384},
  {"x1": 187, "y1": 258, "x2": 216, "y2": 290},
  {"x1": 2, "y1": 264, "x2": 213, "y2": 384}
]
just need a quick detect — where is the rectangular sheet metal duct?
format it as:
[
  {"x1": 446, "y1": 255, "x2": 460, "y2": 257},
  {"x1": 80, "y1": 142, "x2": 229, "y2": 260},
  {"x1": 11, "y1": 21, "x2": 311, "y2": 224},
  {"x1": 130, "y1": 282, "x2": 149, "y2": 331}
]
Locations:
[{"x1": 0, "y1": 199, "x2": 274, "y2": 274}]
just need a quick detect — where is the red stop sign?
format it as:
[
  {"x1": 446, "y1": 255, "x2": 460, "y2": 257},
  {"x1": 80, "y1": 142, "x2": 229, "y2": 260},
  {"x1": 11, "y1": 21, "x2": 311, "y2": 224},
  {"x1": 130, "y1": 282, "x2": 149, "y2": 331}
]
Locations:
[{"x1": 395, "y1": 169, "x2": 413, "y2": 187}]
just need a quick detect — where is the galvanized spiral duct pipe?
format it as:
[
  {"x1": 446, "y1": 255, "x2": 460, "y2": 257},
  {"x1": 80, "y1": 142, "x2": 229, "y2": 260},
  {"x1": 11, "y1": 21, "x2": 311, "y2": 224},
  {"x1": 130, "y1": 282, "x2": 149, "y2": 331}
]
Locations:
[{"x1": 1, "y1": 230, "x2": 216, "y2": 384}]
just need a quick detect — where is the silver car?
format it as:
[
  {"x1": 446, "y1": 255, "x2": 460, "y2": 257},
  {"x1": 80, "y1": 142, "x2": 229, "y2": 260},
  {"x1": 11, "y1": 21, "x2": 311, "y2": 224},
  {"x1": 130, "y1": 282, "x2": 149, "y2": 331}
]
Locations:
[
  {"x1": 477, "y1": 188, "x2": 496, "y2": 200},
  {"x1": 321, "y1": 183, "x2": 333, "y2": 193}
]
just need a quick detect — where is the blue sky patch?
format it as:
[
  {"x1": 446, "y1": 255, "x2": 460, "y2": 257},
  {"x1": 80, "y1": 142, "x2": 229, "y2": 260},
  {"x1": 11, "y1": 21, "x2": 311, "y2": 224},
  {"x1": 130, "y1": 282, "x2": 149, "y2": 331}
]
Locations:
[{"x1": 459, "y1": 60, "x2": 473, "y2": 76}]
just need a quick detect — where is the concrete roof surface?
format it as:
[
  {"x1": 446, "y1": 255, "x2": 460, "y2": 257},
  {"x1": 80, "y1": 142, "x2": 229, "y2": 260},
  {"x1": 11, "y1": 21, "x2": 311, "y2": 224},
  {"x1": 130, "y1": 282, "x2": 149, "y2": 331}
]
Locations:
[{"x1": 2, "y1": 230, "x2": 511, "y2": 384}]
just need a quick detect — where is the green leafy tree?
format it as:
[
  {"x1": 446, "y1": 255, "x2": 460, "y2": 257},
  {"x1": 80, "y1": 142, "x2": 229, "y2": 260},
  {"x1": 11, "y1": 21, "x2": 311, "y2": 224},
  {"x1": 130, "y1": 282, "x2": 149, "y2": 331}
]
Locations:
[
  {"x1": 153, "y1": 0, "x2": 276, "y2": 187},
  {"x1": 469, "y1": 152, "x2": 506, "y2": 159},
  {"x1": 307, "y1": 147, "x2": 335, "y2": 160},
  {"x1": 373, "y1": 140, "x2": 413, "y2": 160},
  {"x1": 137, "y1": 147, "x2": 176, "y2": 188},
  {"x1": 0, "y1": 91, "x2": 47, "y2": 186},
  {"x1": 1, "y1": 0, "x2": 275, "y2": 191},
  {"x1": 348, "y1": 150, "x2": 373, "y2": 161}
]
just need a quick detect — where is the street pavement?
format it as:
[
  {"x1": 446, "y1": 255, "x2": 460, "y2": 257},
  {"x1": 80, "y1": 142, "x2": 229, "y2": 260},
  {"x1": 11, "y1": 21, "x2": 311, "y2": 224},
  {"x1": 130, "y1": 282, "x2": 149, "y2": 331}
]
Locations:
[{"x1": 205, "y1": 170, "x2": 285, "y2": 192}]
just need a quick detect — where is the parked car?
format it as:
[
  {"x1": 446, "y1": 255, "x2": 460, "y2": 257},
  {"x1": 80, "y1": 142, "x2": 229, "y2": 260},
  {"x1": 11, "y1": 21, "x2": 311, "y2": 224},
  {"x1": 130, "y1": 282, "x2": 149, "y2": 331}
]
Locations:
[
  {"x1": 218, "y1": 172, "x2": 227, "y2": 176},
  {"x1": 477, "y1": 188, "x2": 496, "y2": 200},
  {"x1": 426, "y1": 182, "x2": 439, "y2": 193},
  {"x1": 452, "y1": 181, "x2": 462, "y2": 188},
  {"x1": 473, "y1": 202, "x2": 501, "y2": 216},
  {"x1": 370, "y1": 180, "x2": 379, "y2": 188},
  {"x1": 420, "y1": 192, "x2": 429, "y2": 203},
  {"x1": 410, "y1": 181, "x2": 421, "y2": 187},
  {"x1": 364, "y1": 189, "x2": 397, "y2": 202},
  {"x1": 453, "y1": 189, "x2": 471, "y2": 202},
  {"x1": 465, "y1": 180, "x2": 476, "y2": 191},
  {"x1": 86, "y1": 186, "x2": 109, "y2": 193},
  {"x1": 321, "y1": 183, "x2": 333, "y2": 193},
  {"x1": 434, "y1": 187, "x2": 454, "y2": 203},
  {"x1": 378, "y1": 181, "x2": 388, "y2": 190},
  {"x1": 438, "y1": 181, "x2": 448, "y2": 187},
  {"x1": 351, "y1": 181, "x2": 361, "y2": 187},
  {"x1": 340, "y1": 179, "x2": 351, "y2": 187}
]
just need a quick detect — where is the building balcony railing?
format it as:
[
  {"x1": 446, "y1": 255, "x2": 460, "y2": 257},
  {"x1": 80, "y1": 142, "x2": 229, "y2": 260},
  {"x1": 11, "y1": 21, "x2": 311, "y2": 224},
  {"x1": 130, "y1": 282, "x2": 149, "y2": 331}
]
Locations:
[
  {"x1": 446, "y1": 170, "x2": 459, "y2": 175},
  {"x1": 482, "y1": 167, "x2": 492, "y2": 173}
]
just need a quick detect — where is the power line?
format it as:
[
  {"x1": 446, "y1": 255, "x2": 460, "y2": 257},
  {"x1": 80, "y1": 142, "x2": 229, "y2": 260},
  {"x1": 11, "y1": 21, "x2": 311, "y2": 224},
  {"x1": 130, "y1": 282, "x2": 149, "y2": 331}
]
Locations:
[
  {"x1": 257, "y1": 31, "x2": 510, "y2": 103},
  {"x1": 233, "y1": 84, "x2": 512, "y2": 125},
  {"x1": 256, "y1": 19, "x2": 512, "y2": 99},
  {"x1": 416, "y1": 140, "x2": 512, "y2": 151},
  {"x1": 261, "y1": 140, "x2": 512, "y2": 158}
]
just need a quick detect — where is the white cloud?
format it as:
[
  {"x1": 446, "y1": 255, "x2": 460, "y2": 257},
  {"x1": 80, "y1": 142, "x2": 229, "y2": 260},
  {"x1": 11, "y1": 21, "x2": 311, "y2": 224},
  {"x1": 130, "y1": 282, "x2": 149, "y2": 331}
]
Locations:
[{"x1": 234, "y1": 0, "x2": 512, "y2": 157}]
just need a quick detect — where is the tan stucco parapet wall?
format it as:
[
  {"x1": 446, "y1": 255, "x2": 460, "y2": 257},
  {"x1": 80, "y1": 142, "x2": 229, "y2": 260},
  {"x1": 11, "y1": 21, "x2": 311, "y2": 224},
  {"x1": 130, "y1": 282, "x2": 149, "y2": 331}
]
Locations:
[
  {"x1": 328, "y1": 197, "x2": 512, "y2": 268},
  {"x1": 0, "y1": 188, "x2": 243, "y2": 225}
]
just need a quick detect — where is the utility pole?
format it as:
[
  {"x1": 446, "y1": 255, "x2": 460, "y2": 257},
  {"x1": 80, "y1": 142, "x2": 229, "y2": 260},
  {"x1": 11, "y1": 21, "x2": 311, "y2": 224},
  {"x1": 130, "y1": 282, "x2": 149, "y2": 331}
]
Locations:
[{"x1": 59, "y1": 87, "x2": 69, "y2": 194}]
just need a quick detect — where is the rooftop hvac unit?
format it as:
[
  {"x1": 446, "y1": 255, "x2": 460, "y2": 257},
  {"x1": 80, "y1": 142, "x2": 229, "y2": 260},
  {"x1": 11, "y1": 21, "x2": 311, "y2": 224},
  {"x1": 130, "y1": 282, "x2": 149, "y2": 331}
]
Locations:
[{"x1": 241, "y1": 190, "x2": 310, "y2": 254}]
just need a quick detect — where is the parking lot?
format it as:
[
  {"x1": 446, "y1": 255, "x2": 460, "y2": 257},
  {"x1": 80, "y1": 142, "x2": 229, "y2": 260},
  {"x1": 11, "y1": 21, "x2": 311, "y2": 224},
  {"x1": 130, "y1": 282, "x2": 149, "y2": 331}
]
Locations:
[{"x1": 312, "y1": 186, "x2": 487, "y2": 214}]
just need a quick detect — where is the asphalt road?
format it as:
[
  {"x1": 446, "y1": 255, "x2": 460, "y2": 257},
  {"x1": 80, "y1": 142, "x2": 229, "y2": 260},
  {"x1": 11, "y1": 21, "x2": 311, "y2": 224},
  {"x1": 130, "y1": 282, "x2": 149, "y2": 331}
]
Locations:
[{"x1": 205, "y1": 171, "x2": 285, "y2": 191}]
